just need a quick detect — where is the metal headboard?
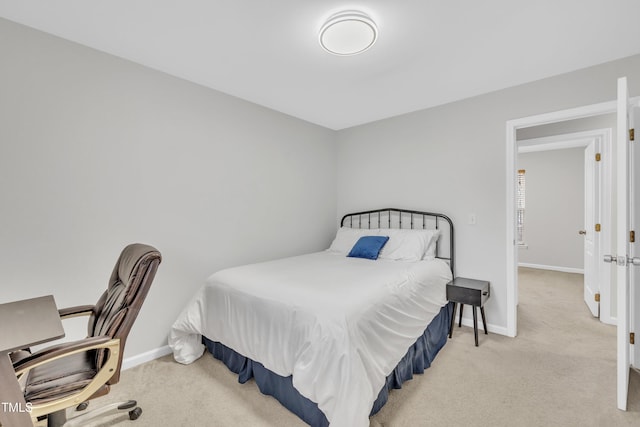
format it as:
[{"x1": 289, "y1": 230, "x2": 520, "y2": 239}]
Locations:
[{"x1": 340, "y1": 208, "x2": 455, "y2": 275}]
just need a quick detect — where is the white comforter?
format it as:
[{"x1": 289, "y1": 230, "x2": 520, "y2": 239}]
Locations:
[{"x1": 169, "y1": 251, "x2": 451, "y2": 427}]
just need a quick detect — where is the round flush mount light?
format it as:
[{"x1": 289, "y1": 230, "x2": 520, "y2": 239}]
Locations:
[{"x1": 319, "y1": 11, "x2": 378, "y2": 56}]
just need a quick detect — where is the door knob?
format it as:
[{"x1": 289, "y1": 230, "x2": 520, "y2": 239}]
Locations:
[
  {"x1": 578, "y1": 230, "x2": 586, "y2": 235},
  {"x1": 603, "y1": 255, "x2": 616, "y2": 263}
]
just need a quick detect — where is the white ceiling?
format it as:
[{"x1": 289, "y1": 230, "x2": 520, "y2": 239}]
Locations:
[{"x1": 1, "y1": 0, "x2": 639, "y2": 130}]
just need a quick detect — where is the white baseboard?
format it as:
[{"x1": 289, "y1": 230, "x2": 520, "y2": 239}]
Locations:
[
  {"x1": 122, "y1": 345, "x2": 172, "y2": 371},
  {"x1": 518, "y1": 263, "x2": 584, "y2": 274},
  {"x1": 455, "y1": 317, "x2": 508, "y2": 337}
]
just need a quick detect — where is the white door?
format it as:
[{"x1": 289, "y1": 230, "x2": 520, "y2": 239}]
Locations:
[
  {"x1": 583, "y1": 141, "x2": 599, "y2": 317},
  {"x1": 633, "y1": 99, "x2": 640, "y2": 369},
  {"x1": 608, "y1": 76, "x2": 637, "y2": 411}
]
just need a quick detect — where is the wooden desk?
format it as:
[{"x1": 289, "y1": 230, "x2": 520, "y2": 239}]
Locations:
[{"x1": 0, "y1": 295, "x2": 65, "y2": 427}]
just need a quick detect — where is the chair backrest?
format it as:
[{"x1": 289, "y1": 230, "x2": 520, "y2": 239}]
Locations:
[{"x1": 88, "y1": 243, "x2": 161, "y2": 384}]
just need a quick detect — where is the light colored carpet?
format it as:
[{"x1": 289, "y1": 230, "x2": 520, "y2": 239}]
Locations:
[{"x1": 75, "y1": 268, "x2": 639, "y2": 426}]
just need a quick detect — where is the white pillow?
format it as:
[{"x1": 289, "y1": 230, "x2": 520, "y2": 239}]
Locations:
[
  {"x1": 328, "y1": 227, "x2": 380, "y2": 253},
  {"x1": 423, "y1": 229, "x2": 441, "y2": 259},
  {"x1": 328, "y1": 227, "x2": 442, "y2": 260},
  {"x1": 378, "y1": 229, "x2": 432, "y2": 261}
]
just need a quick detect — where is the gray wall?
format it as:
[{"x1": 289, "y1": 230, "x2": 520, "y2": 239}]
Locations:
[
  {"x1": 3, "y1": 16, "x2": 640, "y2": 354},
  {"x1": 336, "y1": 54, "x2": 640, "y2": 332},
  {"x1": 0, "y1": 18, "x2": 338, "y2": 357},
  {"x1": 517, "y1": 148, "x2": 584, "y2": 270}
]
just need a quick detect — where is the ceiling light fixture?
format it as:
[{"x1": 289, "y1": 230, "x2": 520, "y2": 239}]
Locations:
[{"x1": 319, "y1": 11, "x2": 378, "y2": 56}]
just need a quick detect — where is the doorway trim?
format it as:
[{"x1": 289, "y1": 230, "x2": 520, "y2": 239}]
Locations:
[
  {"x1": 517, "y1": 128, "x2": 613, "y2": 324},
  {"x1": 505, "y1": 101, "x2": 617, "y2": 337}
]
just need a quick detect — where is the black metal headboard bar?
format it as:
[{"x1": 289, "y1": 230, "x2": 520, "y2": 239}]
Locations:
[{"x1": 340, "y1": 208, "x2": 455, "y2": 275}]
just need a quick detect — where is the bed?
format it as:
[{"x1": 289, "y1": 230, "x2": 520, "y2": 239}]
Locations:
[{"x1": 169, "y1": 208, "x2": 455, "y2": 427}]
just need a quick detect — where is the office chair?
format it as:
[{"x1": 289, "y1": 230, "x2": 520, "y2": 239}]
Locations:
[{"x1": 11, "y1": 243, "x2": 161, "y2": 427}]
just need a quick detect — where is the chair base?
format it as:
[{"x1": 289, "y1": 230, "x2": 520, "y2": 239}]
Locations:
[{"x1": 36, "y1": 400, "x2": 142, "y2": 427}]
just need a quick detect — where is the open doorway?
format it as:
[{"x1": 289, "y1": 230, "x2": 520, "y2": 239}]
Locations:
[
  {"x1": 505, "y1": 102, "x2": 618, "y2": 337},
  {"x1": 516, "y1": 125, "x2": 614, "y2": 325},
  {"x1": 506, "y1": 82, "x2": 640, "y2": 410}
]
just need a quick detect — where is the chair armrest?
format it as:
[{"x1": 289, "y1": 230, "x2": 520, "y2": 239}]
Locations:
[
  {"x1": 58, "y1": 304, "x2": 96, "y2": 319},
  {"x1": 13, "y1": 335, "x2": 116, "y2": 374},
  {"x1": 14, "y1": 336, "x2": 122, "y2": 420}
]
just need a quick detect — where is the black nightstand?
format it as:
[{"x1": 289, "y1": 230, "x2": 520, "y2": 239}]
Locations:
[{"x1": 446, "y1": 277, "x2": 490, "y2": 346}]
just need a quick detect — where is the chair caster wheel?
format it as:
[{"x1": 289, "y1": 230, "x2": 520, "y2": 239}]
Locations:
[
  {"x1": 76, "y1": 402, "x2": 89, "y2": 411},
  {"x1": 129, "y1": 407, "x2": 142, "y2": 420}
]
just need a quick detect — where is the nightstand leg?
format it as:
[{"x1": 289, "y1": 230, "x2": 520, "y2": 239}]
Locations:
[
  {"x1": 480, "y1": 307, "x2": 488, "y2": 334},
  {"x1": 449, "y1": 303, "x2": 457, "y2": 338},
  {"x1": 458, "y1": 304, "x2": 464, "y2": 327},
  {"x1": 473, "y1": 307, "x2": 479, "y2": 347}
]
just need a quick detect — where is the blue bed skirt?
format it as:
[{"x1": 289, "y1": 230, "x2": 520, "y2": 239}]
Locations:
[{"x1": 202, "y1": 302, "x2": 452, "y2": 426}]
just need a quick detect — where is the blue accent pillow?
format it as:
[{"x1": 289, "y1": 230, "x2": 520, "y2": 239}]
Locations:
[{"x1": 347, "y1": 236, "x2": 390, "y2": 260}]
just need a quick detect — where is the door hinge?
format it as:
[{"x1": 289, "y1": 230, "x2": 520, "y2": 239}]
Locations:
[
  {"x1": 595, "y1": 153, "x2": 601, "y2": 162},
  {"x1": 630, "y1": 128, "x2": 635, "y2": 142},
  {"x1": 631, "y1": 332, "x2": 635, "y2": 345},
  {"x1": 631, "y1": 230, "x2": 636, "y2": 243},
  {"x1": 595, "y1": 293, "x2": 600, "y2": 302},
  {"x1": 595, "y1": 223, "x2": 601, "y2": 232}
]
